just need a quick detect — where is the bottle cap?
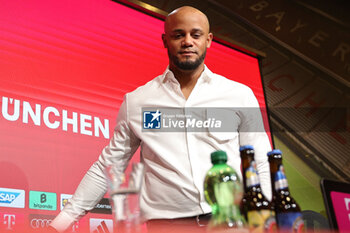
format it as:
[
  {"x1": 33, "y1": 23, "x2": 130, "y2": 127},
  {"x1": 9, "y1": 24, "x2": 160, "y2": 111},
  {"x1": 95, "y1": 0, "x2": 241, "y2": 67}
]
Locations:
[
  {"x1": 211, "y1": 150, "x2": 227, "y2": 164},
  {"x1": 239, "y1": 145, "x2": 254, "y2": 151},
  {"x1": 267, "y1": 149, "x2": 282, "y2": 156}
]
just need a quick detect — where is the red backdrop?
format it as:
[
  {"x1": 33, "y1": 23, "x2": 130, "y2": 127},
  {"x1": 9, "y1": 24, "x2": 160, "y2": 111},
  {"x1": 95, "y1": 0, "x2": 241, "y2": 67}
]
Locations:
[{"x1": 0, "y1": 0, "x2": 271, "y2": 232}]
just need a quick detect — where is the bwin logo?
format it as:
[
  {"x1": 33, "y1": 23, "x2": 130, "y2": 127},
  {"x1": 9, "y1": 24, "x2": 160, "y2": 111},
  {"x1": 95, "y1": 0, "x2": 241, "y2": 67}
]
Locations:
[{"x1": 143, "y1": 110, "x2": 161, "y2": 129}]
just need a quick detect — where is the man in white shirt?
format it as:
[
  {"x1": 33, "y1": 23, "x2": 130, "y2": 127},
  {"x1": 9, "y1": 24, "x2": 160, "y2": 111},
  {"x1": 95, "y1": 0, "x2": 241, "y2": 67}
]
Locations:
[{"x1": 50, "y1": 5, "x2": 272, "y2": 232}]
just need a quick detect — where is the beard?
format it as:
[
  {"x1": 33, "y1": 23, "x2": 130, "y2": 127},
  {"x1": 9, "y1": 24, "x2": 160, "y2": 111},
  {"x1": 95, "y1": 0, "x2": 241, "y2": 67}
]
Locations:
[{"x1": 168, "y1": 50, "x2": 207, "y2": 70}]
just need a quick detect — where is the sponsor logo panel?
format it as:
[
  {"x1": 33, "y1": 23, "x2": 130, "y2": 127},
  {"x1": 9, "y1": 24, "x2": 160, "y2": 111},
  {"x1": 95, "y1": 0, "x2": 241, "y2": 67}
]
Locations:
[
  {"x1": 29, "y1": 191, "x2": 57, "y2": 210},
  {"x1": 60, "y1": 193, "x2": 72, "y2": 210},
  {"x1": 70, "y1": 221, "x2": 81, "y2": 233},
  {"x1": 72, "y1": 217, "x2": 89, "y2": 233},
  {"x1": 0, "y1": 212, "x2": 25, "y2": 231},
  {"x1": 0, "y1": 187, "x2": 25, "y2": 208},
  {"x1": 28, "y1": 214, "x2": 55, "y2": 229},
  {"x1": 28, "y1": 214, "x2": 88, "y2": 232},
  {"x1": 91, "y1": 198, "x2": 112, "y2": 214},
  {"x1": 90, "y1": 218, "x2": 113, "y2": 233}
]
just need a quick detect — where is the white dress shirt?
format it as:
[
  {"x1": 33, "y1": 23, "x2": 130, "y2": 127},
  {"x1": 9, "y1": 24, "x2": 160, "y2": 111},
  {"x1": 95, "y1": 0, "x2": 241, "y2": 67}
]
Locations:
[{"x1": 51, "y1": 66, "x2": 272, "y2": 232}]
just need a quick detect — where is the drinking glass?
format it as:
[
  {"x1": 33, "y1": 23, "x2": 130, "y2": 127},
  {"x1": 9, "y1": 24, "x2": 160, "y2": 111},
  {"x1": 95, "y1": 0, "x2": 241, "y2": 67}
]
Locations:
[{"x1": 105, "y1": 163, "x2": 144, "y2": 233}]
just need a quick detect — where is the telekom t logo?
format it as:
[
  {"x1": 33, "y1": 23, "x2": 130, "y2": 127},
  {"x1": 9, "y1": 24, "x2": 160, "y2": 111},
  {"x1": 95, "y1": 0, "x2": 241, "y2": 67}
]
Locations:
[
  {"x1": 71, "y1": 221, "x2": 79, "y2": 232},
  {"x1": 345, "y1": 198, "x2": 350, "y2": 222},
  {"x1": 3, "y1": 214, "x2": 15, "y2": 230}
]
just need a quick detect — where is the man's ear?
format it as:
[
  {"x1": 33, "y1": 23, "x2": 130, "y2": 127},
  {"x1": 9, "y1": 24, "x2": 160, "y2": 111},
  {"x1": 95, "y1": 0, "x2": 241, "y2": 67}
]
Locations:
[
  {"x1": 207, "y1": 32, "x2": 213, "y2": 48},
  {"x1": 162, "y1": 34, "x2": 167, "y2": 48}
]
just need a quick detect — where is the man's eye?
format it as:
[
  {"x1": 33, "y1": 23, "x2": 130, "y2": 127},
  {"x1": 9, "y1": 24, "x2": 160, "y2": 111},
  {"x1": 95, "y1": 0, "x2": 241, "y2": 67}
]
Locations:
[
  {"x1": 192, "y1": 34, "x2": 201, "y2": 39},
  {"x1": 173, "y1": 34, "x2": 183, "y2": 39}
]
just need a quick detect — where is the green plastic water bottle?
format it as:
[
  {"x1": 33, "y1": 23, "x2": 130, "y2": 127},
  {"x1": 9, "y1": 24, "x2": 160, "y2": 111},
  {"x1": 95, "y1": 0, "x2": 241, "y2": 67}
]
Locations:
[{"x1": 204, "y1": 150, "x2": 246, "y2": 229}]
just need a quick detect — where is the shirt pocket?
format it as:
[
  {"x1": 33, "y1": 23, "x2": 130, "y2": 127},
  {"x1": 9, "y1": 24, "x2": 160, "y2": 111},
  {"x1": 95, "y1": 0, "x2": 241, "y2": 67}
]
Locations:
[
  {"x1": 208, "y1": 130, "x2": 238, "y2": 142},
  {"x1": 206, "y1": 108, "x2": 240, "y2": 143}
]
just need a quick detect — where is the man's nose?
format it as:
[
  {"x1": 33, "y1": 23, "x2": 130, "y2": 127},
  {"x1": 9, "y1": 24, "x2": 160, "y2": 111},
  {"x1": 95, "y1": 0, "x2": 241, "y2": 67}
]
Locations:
[{"x1": 181, "y1": 34, "x2": 193, "y2": 47}]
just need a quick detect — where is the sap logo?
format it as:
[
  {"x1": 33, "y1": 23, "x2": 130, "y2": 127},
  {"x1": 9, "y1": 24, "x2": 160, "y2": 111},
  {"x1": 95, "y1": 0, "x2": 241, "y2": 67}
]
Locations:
[
  {"x1": 0, "y1": 188, "x2": 25, "y2": 208},
  {"x1": 0, "y1": 192, "x2": 19, "y2": 204}
]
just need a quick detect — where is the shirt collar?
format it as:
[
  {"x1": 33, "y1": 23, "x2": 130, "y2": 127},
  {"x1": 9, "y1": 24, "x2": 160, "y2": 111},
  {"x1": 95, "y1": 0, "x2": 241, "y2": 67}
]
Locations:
[{"x1": 162, "y1": 65, "x2": 212, "y2": 84}]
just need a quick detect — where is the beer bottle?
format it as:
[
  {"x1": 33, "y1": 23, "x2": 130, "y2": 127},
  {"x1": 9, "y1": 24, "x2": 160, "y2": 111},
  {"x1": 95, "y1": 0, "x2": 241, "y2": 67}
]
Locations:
[
  {"x1": 240, "y1": 145, "x2": 276, "y2": 233},
  {"x1": 267, "y1": 149, "x2": 304, "y2": 232},
  {"x1": 204, "y1": 150, "x2": 245, "y2": 229}
]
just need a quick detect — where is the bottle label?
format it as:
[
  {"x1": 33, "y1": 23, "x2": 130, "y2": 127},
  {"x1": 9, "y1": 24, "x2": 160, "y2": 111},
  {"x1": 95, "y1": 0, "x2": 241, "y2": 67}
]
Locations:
[
  {"x1": 277, "y1": 212, "x2": 304, "y2": 232},
  {"x1": 245, "y1": 161, "x2": 260, "y2": 188},
  {"x1": 211, "y1": 182, "x2": 245, "y2": 227},
  {"x1": 274, "y1": 165, "x2": 288, "y2": 191},
  {"x1": 247, "y1": 210, "x2": 277, "y2": 233}
]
